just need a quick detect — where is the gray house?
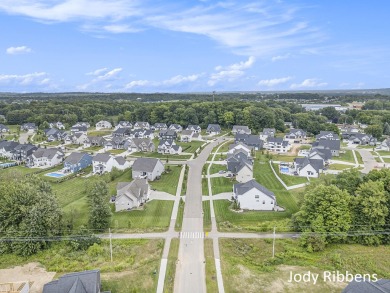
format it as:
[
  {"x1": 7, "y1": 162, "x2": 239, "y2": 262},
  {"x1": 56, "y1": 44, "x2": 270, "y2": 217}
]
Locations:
[
  {"x1": 43, "y1": 270, "x2": 109, "y2": 293},
  {"x1": 232, "y1": 125, "x2": 251, "y2": 134},
  {"x1": 342, "y1": 279, "x2": 390, "y2": 293},
  {"x1": 132, "y1": 158, "x2": 164, "y2": 181},
  {"x1": 312, "y1": 139, "x2": 341, "y2": 156},
  {"x1": 206, "y1": 124, "x2": 221, "y2": 135},
  {"x1": 115, "y1": 179, "x2": 150, "y2": 211}
]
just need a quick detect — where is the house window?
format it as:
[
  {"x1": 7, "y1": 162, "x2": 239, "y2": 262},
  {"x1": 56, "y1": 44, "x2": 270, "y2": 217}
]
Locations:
[
  {"x1": 263, "y1": 200, "x2": 265, "y2": 204},
  {"x1": 271, "y1": 201, "x2": 273, "y2": 205},
  {"x1": 308, "y1": 171, "x2": 313, "y2": 175},
  {"x1": 255, "y1": 195, "x2": 259, "y2": 198}
]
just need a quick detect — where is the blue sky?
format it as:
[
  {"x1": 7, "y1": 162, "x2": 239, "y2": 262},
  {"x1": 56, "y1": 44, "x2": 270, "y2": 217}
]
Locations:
[{"x1": 0, "y1": 0, "x2": 389, "y2": 92}]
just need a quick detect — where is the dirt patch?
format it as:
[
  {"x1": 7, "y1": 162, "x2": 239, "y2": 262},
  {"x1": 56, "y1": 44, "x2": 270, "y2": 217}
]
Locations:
[{"x1": 0, "y1": 262, "x2": 55, "y2": 293}]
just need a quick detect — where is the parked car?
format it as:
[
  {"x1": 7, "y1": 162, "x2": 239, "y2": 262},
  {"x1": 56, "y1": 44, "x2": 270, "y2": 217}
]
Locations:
[{"x1": 218, "y1": 170, "x2": 226, "y2": 174}]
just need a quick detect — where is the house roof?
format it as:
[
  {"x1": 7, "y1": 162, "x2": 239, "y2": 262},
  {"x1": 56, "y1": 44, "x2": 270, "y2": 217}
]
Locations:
[
  {"x1": 309, "y1": 148, "x2": 332, "y2": 161},
  {"x1": 234, "y1": 179, "x2": 275, "y2": 199},
  {"x1": 93, "y1": 153, "x2": 112, "y2": 163},
  {"x1": 342, "y1": 279, "x2": 390, "y2": 293},
  {"x1": 32, "y1": 148, "x2": 63, "y2": 159},
  {"x1": 315, "y1": 131, "x2": 340, "y2": 140},
  {"x1": 267, "y1": 137, "x2": 284, "y2": 143},
  {"x1": 159, "y1": 129, "x2": 177, "y2": 136},
  {"x1": 132, "y1": 158, "x2": 162, "y2": 172},
  {"x1": 187, "y1": 124, "x2": 200, "y2": 130},
  {"x1": 43, "y1": 270, "x2": 101, "y2": 293},
  {"x1": 181, "y1": 130, "x2": 193, "y2": 136},
  {"x1": 154, "y1": 123, "x2": 167, "y2": 127},
  {"x1": 294, "y1": 157, "x2": 324, "y2": 172},
  {"x1": 114, "y1": 156, "x2": 127, "y2": 165},
  {"x1": 117, "y1": 178, "x2": 149, "y2": 201},
  {"x1": 64, "y1": 152, "x2": 90, "y2": 164},
  {"x1": 229, "y1": 142, "x2": 252, "y2": 151},
  {"x1": 159, "y1": 139, "x2": 174, "y2": 147},
  {"x1": 287, "y1": 129, "x2": 306, "y2": 135},
  {"x1": 206, "y1": 124, "x2": 221, "y2": 132},
  {"x1": 227, "y1": 156, "x2": 253, "y2": 173},
  {"x1": 312, "y1": 139, "x2": 341, "y2": 151}
]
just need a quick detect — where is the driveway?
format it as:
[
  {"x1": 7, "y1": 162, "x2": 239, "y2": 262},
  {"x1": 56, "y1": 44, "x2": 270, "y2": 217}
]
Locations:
[{"x1": 356, "y1": 149, "x2": 377, "y2": 174}]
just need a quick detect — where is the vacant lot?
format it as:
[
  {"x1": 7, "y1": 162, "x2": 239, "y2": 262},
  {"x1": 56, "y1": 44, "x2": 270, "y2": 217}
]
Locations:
[
  {"x1": 220, "y1": 238, "x2": 390, "y2": 293},
  {"x1": 205, "y1": 239, "x2": 218, "y2": 293},
  {"x1": 177, "y1": 140, "x2": 205, "y2": 153},
  {"x1": 337, "y1": 150, "x2": 355, "y2": 163},
  {"x1": 150, "y1": 165, "x2": 181, "y2": 195},
  {"x1": 0, "y1": 239, "x2": 163, "y2": 293},
  {"x1": 211, "y1": 177, "x2": 235, "y2": 194}
]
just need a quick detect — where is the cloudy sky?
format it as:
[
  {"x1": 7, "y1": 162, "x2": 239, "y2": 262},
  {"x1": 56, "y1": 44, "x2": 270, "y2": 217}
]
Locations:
[{"x1": 1, "y1": 0, "x2": 389, "y2": 92}]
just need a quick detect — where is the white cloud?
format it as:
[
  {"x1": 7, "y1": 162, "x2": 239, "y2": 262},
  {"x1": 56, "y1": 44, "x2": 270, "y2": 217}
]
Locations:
[
  {"x1": 78, "y1": 67, "x2": 123, "y2": 90},
  {"x1": 258, "y1": 76, "x2": 292, "y2": 87},
  {"x1": 125, "y1": 74, "x2": 201, "y2": 89},
  {"x1": 86, "y1": 67, "x2": 108, "y2": 76},
  {"x1": 271, "y1": 53, "x2": 291, "y2": 62},
  {"x1": 0, "y1": 72, "x2": 50, "y2": 86},
  {"x1": 125, "y1": 80, "x2": 151, "y2": 89},
  {"x1": 96, "y1": 68, "x2": 122, "y2": 81},
  {"x1": 103, "y1": 24, "x2": 141, "y2": 33},
  {"x1": 6, "y1": 46, "x2": 32, "y2": 54},
  {"x1": 290, "y1": 78, "x2": 328, "y2": 89},
  {"x1": 208, "y1": 56, "x2": 255, "y2": 86}
]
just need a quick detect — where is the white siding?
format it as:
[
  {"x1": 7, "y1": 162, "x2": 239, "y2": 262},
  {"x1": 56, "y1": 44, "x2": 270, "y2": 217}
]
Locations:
[{"x1": 236, "y1": 187, "x2": 275, "y2": 211}]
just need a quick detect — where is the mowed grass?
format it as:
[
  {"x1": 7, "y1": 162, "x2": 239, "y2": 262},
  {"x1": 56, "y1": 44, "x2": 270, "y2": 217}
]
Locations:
[
  {"x1": 175, "y1": 199, "x2": 185, "y2": 231},
  {"x1": 164, "y1": 238, "x2": 179, "y2": 293},
  {"x1": 268, "y1": 154, "x2": 296, "y2": 162},
  {"x1": 327, "y1": 163, "x2": 353, "y2": 170},
  {"x1": 150, "y1": 165, "x2": 181, "y2": 195},
  {"x1": 209, "y1": 163, "x2": 226, "y2": 175},
  {"x1": 177, "y1": 140, "x2": 205, "y2": 153},
  {"x1": 355, "y1": 150, "x2": 364, "y2": 164},
  {"x1": 271, "y1": 163, "x2": 308, "y2": 186},
  {"x1": 202, "y1": 178, "x2": 209, "y2": 196},
  {"x1": 110, "y1": 200, "x2": 174, "y2": 232},
  {"x1": 205, "y1": 239, "x2": 218, "y2": 293},
  {"x1": 211, "y1": 177, "x2": 235, "y2": 195},
  {"x1": 87, "y1": 130, "x2": 113, "y2": 136},
  {"x1": 130, "y1": 152, "x2": 192, "y2": 160},
  {"x1": 0, "y1": 239, "x2": 162, "y2": 293},
  {"x1": 377, "y1": 150, "x2": 390, "y2": 156},
  {"x1": 220, "y1": 239, "x2": 390, "y2": 293},
  {"x1": 203, "y1": 200, "x2": 212, "y2": 232},
  {"x1": 0, "y1": 165, "x2": 40, "y2": 176},
  {"x1": 337, "y1": 150, "x2": 355, "y2": 163}
]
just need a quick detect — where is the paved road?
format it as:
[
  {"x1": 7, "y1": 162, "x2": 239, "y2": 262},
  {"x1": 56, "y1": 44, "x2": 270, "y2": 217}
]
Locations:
[
  {"x1": 174, "y1": 137, "x2": 224, "y2": 293},
  {"x1": 356, "y1": 149, "x2": 377, "y2": 173}
]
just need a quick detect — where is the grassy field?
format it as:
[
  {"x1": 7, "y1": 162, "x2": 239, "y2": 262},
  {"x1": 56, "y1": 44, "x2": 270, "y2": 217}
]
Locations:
[
  {"x1": 108, "y1": 149, "x2": 127, "y2": 155},
  {"x1": 337, "y1": 150, "x2": 355, "y2": 163},
  {"x1": 327, "y1": 163, "x2": 353, "y2": 170},
  {"x1": 203, "y1": 200, "x2": 212, "y2": 232},
  {"x1": 110, "y1": 200, "x2": 174, "y2": 232},
  {"x1": 211, "y1": 177, "x2": 235, "y2": 195},
  {"x1": 212, "y1": 141, "x2": 231, "y2": 153},
  {"x1": 383, "y1": 157, "x2": 390, "y2": 163},
  {"x1": 220, "y1": 238, "x2": 390, "y2": 293},
  {"x1": 181, "y1": 165, "x2": 188, "y2": 195},
  {"x1": 271, "y1": 163, "x2": 308, "y2": 186},
  {"x1": 202, "y1": 178, "x2": 209, "y2": 196},
  {"x1": 177, "y1": 140, "x2": 205, "y2": 153},
  {"x1": 355, "y1": 150, "x2": 364, "y2": 164},
  {"x1": 84, "y1": 146, "x2": 104, "y2": 152},
  {"x1": 130, "y1": 152, "x2": 192, "y2": 160},
  {"x1": 269, "y1": 154, "x2": 296, "y2": 162},
  {"x1": 209, "y1": 163, "x2": 226, "y2": 175},
  {"x1": 0, "y1": 239, "x2": 162, "y2": 293},
  {"x1": 87, "y1": 130, "x2": 112, "y2": 136},
  {"x1": 164, "y1": 238, "x2": 179, "y2": 293},
  {"x1": 0, "y1": 165, "x2": 40, "y2": 177},
  {"x1": 205, "y1": 239, "x2": 218, "y2": 293},
  {"x1": 374, "y1": 156, "x2": 382, "y2": 163},
  {"x1": 175, "y1": 199, "x2": 185, "y2": 231},
  {"x1": 377, "y1": 150, "x2": 390, "y2": 156},
  {"x1": 150, "y1": 165, "x2": 181, "y2": 195}
]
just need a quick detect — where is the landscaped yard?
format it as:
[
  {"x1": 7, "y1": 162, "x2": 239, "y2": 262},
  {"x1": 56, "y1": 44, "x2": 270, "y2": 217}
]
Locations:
[
  {"x1": 271, "y1": 163, "x2": 308, "y2": 186},
  {"x1": 84, "y1": 145, "x2": 104, "y2": 152},
  {"x1": 327, "y1": 163, "x2": 353, "y2": 171},
  {"x1": 164, "y1": 238, "x2": 179, "y2": 293},
  {"x1": 110, "y1": 200, "x2": 174, "y2": 232},
  {"x1": 150, "y1": 165, "x2": 181, "y2": 195},
  {"x1": 210, "y1": 177, "x2": 235, "y2": 195},
  {"x1": 0, "y1": 239, "x2": 163, "y2": 293},
  {"x1": 177, "y1": 140, "x2": 205, "y2": 153},
  {"x1": 202, "y1": 178, "x2": 209, "y2": 196},
  {"x1": 107, "y1": 149, "x2": 127, "y2": 155},
  {"x1": 130, "y1": 152, "x2": 192, "y2": 160},
  {"x1": 211, "y1": 140, "x2": 231, "y2": 153},
  {"x1": 337, "y1": 150, "x2": 355, "y2": 163},
  {"x1": 355, "y1": 151, "x2": 364, "y2": 164},
  {"x1": 205, "y1": 239, "x2": 218, "y2": 293},
  {"x1": 220, "y1": 238, "x2": 390, "y2": 293},
  {"x1": 209, "y1": 163, "x2": 226, "y2": 175},
  {"x1": 87, "y1": 130, "x2": 112, "y2": 136},
  {"x1": 268, "y1": 154, "x2": 296, "y2": 162},
  {"x1": 0, "y1": 165, "x2": 40, "y2": 177}
]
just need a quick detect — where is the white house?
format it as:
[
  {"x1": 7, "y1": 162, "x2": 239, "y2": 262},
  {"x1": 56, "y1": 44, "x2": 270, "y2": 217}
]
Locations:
[
  {"x1": 285, "y1": 129, "x2": 306, "y2": 141},
  {"x1": 377, "y1": 138, "x2": 390, "y2": 151},
  {"x1": 293, "y1": 157, "x2": 324, "y2": 178},
  {"x1": 92, "y1": 153, "x2": 114, "y2": 174},
  {"x1": 259, "y1": 128, "x2": 276, "y2": 141},
  {"x1": 134, "y1": 122, "x2": 150, "y2": 129},
  {"x1": 49, "y1": 121, "x2": 65, "y2": 130},
  {"x1": 115, "y1": 121, "x2": 132, "y2": 130},
  {"x1": 234, "y1": 179, "x2": 276, "y2": 211},
  {"x1": 131, "y1": 158, "x2": 165, "y2": 181},
  {"x1": 232, "y1": 125, "x2": 251, "y2": 134},
  {"x1": 115, "y1": 179, "x2": 150, "y2": 211},
  {"x1": 227, "y1": 156, "x2": 253, "y2": 183},
  {"x1": 158, "y1": 140, "x2": 182, "y2": 155},
  {"x1": 95, "y1": 120, "x2": 112, "y2": 130},
  {"x1": 27, "y1": 148, "x2": 64, "y2": 167},
  {"x1": 186, "y1": 125, "x2": 201, "y2": 133},
  {"x1": 265, "y1": 137, "x2": 290, "y2": 153},
  {"x1": 169, "y1": 124, "x2": 183, "y2": 132},
  {"x1": 180, "y1": 130, "x2": 194, "y2": 142},
  {"x1": 206, "y1": 124, "x2": 221, "y2": 136},
  {"x1": 228, "y1": 142, "x2": 251, "y2": 157}
]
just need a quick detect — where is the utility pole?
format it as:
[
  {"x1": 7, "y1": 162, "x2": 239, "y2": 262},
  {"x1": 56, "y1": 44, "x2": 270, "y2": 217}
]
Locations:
[
  {"x1": 109, "y1": 228, "x2": 113, "y2": 262},
  {"x1": 272, "y1": 226, "x2": 276, "y2": 258},
  {"x1": 212, "y1": 91, "x2": 215, "y2": 102}
]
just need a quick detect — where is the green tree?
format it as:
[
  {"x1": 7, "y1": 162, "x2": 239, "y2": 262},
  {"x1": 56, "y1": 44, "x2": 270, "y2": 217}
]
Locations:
[
  {"x1": 365, "y1": 124, "x2": 383, "y2": 139},
  {"x1": 383, "y1": 122, "x2": 390, "y2": 135},
  {"x1": 223, "y1": 111, "x2": 235, "y2": 128},
  {"x1": 87, "y1": 180, "x2": 112, "y2": 231},
  {"x1": 332, "y1": 169, "x2": 363, "y2": 195}
]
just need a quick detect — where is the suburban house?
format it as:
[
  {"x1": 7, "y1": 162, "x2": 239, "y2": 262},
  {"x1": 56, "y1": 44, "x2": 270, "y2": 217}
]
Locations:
[
  {"x1": 43, "y1": 270, "x2": 109, "y2": 293},
  {"x1": 206, "y1": 124, "x2": 221, "y2": 135},
  {"x1": 228, "y1": 142, "x2": 252, "y2": 157},
  {"x1": 227, "y1": 156, "x2": 253, "y2": 183},
  {"x1": 265, "y1": 137, "x2": 290, "y2": 153},
  {"x1": 95, "y1": 120, "x2": 112, "y2": 130},
  {"x1": 129, "y1": 129, "x2": 154, "y2": 139},
  {"x1": 12, "y1": 143, "x2": 38, "y2": 161},
  {"x1": 285, "y1": 129, "x2": 306, "y2": 141},
  {"x1": 348, "y1": 133, "x2": 376, "y2": 145},
  {"x1": 308, "y1": 148, "x2": 332, "y2": 164},
  {"x1": 227, "y1": 149, "x2": 252, "y2": 162},
  {"x1": 180, "y1": 130, "x2": 194, "y2": 142},
  {"x1": 235, "y1": 134, "x2": 263, "y2": 150},
  {"x1": 92, "y1": 153, "x2": 129, "y2": 174},
  {"x1": 132, "y1": 158, "x2": 164, "y2": 181},
  {"x1": 115, "y1": 121, "x2": 132, "y2": 130},
  {"x1": 0, "y1": 140, "x2": 19, "y2": 158},
  {"x1": 84, "y1": 136, "x2": 107, "y2": 148},
  {"x1": 115, "y1": 179, "x2": 150, "y2": 211},
  {"x1": 159, "y1": 129, "x2": 177, "y2": 140},
  {"x1": 63, "y1": 152, "x2": 92, "y2": 173},
  {"x1": 65, "y1": 132, "x2": 87, "y2": 145},
  {"x1": 340, "y1": 126, "x2": 360, "y2": 139},
  {"x1": 294, "y1": 157, "x2": 324, "y2": 178},
  {"x1": 134, "y1": 122, "x2": 150, "y2": 129},
  {"x1": 110, "y1": 137, "x2": 127, "y2": 150},
  {"x1": 70, "y1": 125, "x2": 87, "y2": 135},
  {"x1": 233, "y1": 179, "x2": 276, "y2": 211},
  {"x1": 312, "y1": 139, "x2": 341, "y2": 156},
  {"x1": 153, "y1": 123, "x2": 168, "y2": 131},
  {"x1": 315, "y1": 131, "x2": 340, "y2": 141},
  {"x1": 0, "y1": 124, "x2": 10, "y2": 132},
  {"x1": 232, "y1": 125, "x2": 251, "y2": 134},
  {"x1": 21, "y1": 123, "x2": 37, "y2": 132},
  {"x1": 259, "y1": 128, "x2": 276, "y2": 141},
  {"x1": 49, "y1": 121, "x2": 65, "y2": 129},
  {"x1": 158, "y1": 140, "x2": 182, "y2": 154},
  {"x1": 73, "y1": 122, "x2": 90, "y2": 128},
  {"x1": 378, "y1": 138, "x2": 390, "y2": 151},
  {"x1": 342, "y1": 279, "x2": 390, "y2": 293},
  {"x1": 186, "y1": 125, "x2": 201, "y2": 133},
  {"x1": 192, "y1": 132, "x2": 202, "y2": 141},
  {"x1": 126, "y1": 138, "x2": 155, "y2": 152},
  {"x1": 44, "y1": 128, "x2": 67, "y2": 142},
  {"x1": 112, "y1": 127, "x2": 132, "y2": 137},
  {"x1": 27, "y1": 148, "x2": 64, "y2": 167},
  {"x1": 169, "y1": 124, "x2": 183, "y2": 132}
]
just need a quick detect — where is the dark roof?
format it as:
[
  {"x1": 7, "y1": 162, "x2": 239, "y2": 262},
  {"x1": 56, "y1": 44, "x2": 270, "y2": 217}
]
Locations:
[
  {"x1": 267, "y1": 137, "x2": 284, "y2": 143},
  {"x1": 206, "y1": 124, "x2": 221, "y2": 132},
  {"x1": 114, "y1": 156, "x2": 127, "y2": 165},
  {"x1": 43, "y1": 270, "x2": 102, "y2": 293},
  {"x1": 64, "y1": 152, "x2": 90, "y2": 164},
  {"x1": 342, "y1": 279, "x2": 390, "y2": 293},
  {"x1": 312, "y1": 139, "x2": 341, "y2": 151},
  {"x1": 132, "y1": 158, "x2": 163, "y2": 172},
  {"x1": 294, "y1": 157, "x2": 324, "y2": 172},
  {"x1": 309, "y1": 148, "x2": 332, "y2": 161},
  {"x1": 93, "y1": 153, "x2": 112, "y2": 163},
  {"x1": 181, "y1": 130, "x2": 193, "y2": 136},
  {"x1": 234, "y1": 179, "x2": 275, "y2": 199},
  {"x1": 227, "y1": 156, "x2": 253, "y2": 173},
  {"x1": 315, "y1": 131, "x2": 340, "y2": 140}
]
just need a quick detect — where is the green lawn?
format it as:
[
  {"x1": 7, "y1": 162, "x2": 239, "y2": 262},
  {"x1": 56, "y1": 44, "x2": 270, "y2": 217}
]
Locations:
[
  {"x1": 209, "y1": 163, "x2": 226, "y2": 175},
  {"x1": 87, "y1": 130, "x2": 112, "y2": 136},
  {"x1": 150, "y1": 165, "x2": 181, "y2": 195},
  {"x1": 211, "y1": 177, "x2": 235, "y2": 195},
  {"x1": 375, "y1": 156, "x2": 382, "y2": 163},
  {"x1": 327, "y1": 163, "x2": 353, "y2": 170},
  {"x1": 0, "y1": 239, "x2": 162, "y2": 293},
  {"x1": 130, "y1": 152, "x2": 192, "y2": 160},
  {"x1": 108, "y1": 149, "x2": 127, "y2": 155},
  {"x1": 355, "y1": 150, "x2": 364, "y2": 164},
  {"x1": 378, "y1": 150, "x2": 390, "y2": 156},
  {"x1": 337, "y1": 150, "x2": 355, "y2": 163},
  {"x1": 84, "y1": 146, "x2": 104, "y2": 152},
  {"x1": 0, "y1": 165, "x2": 40, "y2": 177},
  {"x1": 211, "y1": 140, "x2": 231, "y2": 153},
  {"x1": 175, "y1": 199, "x2": 185, "y2": 231},
  {"x1": 203, "y1": 200, "x2": 212, "y2": 232},
  {"x1": 272, "y1": 163, "x2": 308, "y2": 186},
  {"x1": 220, "y1": 239, "x2": 390, "y2": 293},
  {"x1": 205, "y1": 239, "x2": 218, "y2": 293},
  {"x1": 164, "y1": 238, "x2": 179, "y2": 293},
  {"x1": 268, "y1": 154, "x2": 296, "y2": 162},
  {"x1": 110, "y1": 200, "x2": 174, "y2": 232},
  {"x1": 176, "y1": 140, "x2": 205, "y2": 153},
  {"x1": 383, "y1": 157, "x2": 390, "y2": 163},
  {"x1": 202, "y1": 178, "x2": 209, "y2": 196}
]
